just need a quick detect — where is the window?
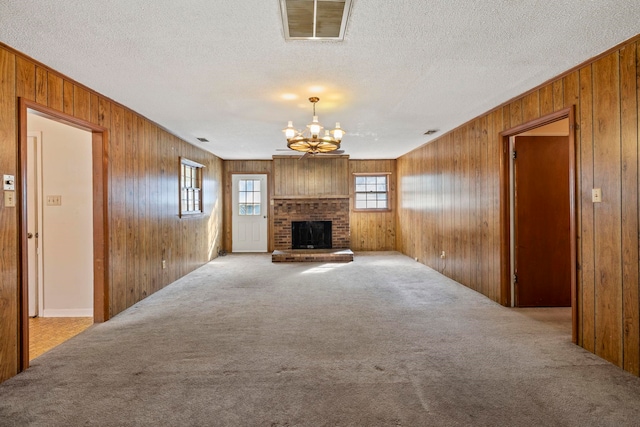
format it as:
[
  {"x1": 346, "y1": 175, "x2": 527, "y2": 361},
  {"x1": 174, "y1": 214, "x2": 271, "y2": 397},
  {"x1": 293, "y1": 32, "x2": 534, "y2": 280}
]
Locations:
[
  {"x1": 354, "y1": 174, "x2": 390, "y2": 210},
  {"x1": 180, "y1": 158, "x2": 204, "y2": 215},
  {"x1": 238, "y1": 178, "x2": 261, "y2": 216}
]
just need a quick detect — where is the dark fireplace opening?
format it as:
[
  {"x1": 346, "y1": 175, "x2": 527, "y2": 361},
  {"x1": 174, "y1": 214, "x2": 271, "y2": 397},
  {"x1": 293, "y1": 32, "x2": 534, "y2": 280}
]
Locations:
[{"x1": 291, "y1": 221, "x2": 332, "y2": 249}]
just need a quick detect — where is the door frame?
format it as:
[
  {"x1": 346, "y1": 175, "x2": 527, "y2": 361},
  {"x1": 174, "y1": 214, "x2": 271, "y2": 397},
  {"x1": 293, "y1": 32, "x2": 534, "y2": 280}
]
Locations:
[
  {"x1": 230, "y1": 173, "x2": 269, "y2": 252},
  {"x1": 26, "y1": 131, "x2": 44, "y2": 317},
  {"x1": 499, "y1": 106, "x2": 577, "y2": 342},
  {"x1": 18, "y1": 98, "x2": 110, "y2": 371}
]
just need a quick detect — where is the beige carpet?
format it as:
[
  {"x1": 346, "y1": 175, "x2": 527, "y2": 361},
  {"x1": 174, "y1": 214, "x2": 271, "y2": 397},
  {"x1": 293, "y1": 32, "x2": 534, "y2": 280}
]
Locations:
[{"x1": 1, "y1": 252, "x2": 639, "y2": 426}]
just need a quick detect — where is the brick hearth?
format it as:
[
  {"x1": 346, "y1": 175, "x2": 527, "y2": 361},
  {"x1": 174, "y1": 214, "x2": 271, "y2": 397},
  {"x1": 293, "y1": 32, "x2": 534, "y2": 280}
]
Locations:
[{"x1": 272, "y1": 197, "x2": 352, "y2": 262}]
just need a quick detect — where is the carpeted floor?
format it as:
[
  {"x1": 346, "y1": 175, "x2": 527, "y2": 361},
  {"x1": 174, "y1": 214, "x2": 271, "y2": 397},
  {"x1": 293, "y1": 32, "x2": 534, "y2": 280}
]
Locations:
[{"x1": 1, "y1": 252, "x2": 639, "y2": 426}]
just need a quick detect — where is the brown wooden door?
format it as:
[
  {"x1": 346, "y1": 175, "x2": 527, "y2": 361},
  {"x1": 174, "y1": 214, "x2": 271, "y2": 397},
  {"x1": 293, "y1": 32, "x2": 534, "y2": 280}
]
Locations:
[{"x1": 514, "y1": 135, "x2": 571, "y2": 307}]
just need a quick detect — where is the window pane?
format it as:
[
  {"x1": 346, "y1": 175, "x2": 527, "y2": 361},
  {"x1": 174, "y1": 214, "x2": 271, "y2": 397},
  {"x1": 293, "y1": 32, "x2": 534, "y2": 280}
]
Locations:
[
  {"x1": 239, "y1": 204, "x2": 246, "y2": 215},
  {"x1": 253, "y1": 180, "x2": 260, "y2": 191},
  {"x1": 247, "y1": 205, "x2": 254, "y2": 215},
  {"x1": 354, "y1": 174, "x2": 390, "y2": 210},
  {"x1": 246, "y1": 180, "x2": 253, "y2": 191},
  {"x1": 239, "y1": 192, "x2": 247, "y2": 203},
  {"x1": 255, "y1": 205, "x2": 261, "y2": 215},
  {"x1": 239, "y1": 180, "x2": 246, "y2": 191}
]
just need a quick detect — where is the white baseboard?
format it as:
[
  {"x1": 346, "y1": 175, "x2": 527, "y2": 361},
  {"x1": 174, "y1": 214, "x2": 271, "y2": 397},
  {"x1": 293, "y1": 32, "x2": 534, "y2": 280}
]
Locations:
[{"x1": 41, "y1": 308, "x2": 93, "y2": 318}]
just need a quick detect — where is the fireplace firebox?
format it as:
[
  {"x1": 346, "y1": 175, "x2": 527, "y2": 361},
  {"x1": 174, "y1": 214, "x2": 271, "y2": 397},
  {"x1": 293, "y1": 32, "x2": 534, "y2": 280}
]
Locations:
[{"x1": 291, "y1": 221, "x2": 332, "y2": 249}]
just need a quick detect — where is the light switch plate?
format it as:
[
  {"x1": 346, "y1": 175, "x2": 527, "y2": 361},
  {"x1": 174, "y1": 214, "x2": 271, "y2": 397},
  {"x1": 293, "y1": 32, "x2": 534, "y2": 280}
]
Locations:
[
  {"x1": 592, "y1": 188, "x2": 602, "y2": 203},
  {"x1": 4, "y1": 191, "x2": 16, "y2": 207},
  {"x1": 3, "y1": 174, "x2": 15, "y2": 190}
]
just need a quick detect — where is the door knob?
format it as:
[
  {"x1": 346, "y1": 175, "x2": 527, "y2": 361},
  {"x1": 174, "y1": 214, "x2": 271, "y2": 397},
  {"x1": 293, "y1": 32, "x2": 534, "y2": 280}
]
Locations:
[{"x1": 27, "y1": 233, "x2": 33, "y2": 239}]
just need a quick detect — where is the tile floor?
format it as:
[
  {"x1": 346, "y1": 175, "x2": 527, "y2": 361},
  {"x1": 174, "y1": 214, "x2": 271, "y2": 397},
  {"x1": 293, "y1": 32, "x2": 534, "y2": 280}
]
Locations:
[{"x1": 29, "y1": 317, "x2": 93, "y2": 360}]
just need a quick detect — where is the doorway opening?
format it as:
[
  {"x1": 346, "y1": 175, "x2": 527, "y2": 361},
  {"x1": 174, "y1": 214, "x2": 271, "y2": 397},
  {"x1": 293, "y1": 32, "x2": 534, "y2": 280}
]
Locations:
[
  {"x1": 231, "y1": 174, "x2": 268, "y2": 252},
  {"x1": 500, "y1": 107, "x2": 577, "y2": 342},
  {"x1": 26, "y1": 116, "x2": 94, "y2": 360},
  {"x1": 18, "y1": 98, "x2": 109, "y2": 371}
]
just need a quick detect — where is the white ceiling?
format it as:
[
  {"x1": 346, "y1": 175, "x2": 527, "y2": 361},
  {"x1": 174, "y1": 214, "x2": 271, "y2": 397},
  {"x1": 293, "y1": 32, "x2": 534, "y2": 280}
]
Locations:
[{"x1": 1, "y1": 1, "x2": 639, "y2": 160}]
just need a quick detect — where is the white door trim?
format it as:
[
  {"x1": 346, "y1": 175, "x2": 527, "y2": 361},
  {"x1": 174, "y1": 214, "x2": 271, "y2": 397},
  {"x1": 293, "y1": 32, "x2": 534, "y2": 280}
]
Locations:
[{"x1": 232, "y1": 174, "x2": 268, "y2": 252}]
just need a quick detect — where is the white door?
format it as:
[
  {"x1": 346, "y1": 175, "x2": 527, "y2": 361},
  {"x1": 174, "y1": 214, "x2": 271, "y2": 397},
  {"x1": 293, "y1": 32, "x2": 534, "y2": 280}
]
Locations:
[
  {"x1": 27, "y1": 132, "x2": 44, "y2": 317},
  {"x1": 232, "y1": 174, "x2": 268, "y2": 252}
]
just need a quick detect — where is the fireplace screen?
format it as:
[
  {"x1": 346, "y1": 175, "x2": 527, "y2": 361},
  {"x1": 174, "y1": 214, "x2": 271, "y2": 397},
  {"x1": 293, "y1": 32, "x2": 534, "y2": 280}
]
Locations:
[{"x1": 291, "y1": 221, "x2": 332, "y2": 249}]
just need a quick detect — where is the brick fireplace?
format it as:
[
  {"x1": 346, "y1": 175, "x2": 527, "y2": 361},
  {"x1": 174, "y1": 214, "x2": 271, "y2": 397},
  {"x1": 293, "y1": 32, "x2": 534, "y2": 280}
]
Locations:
[{"x1": 272, "y1": 197, "x2": 353, "y2": 262}]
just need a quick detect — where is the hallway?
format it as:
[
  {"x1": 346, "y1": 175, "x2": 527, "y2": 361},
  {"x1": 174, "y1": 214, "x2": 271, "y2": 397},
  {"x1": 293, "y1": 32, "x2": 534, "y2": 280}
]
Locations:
[{"x1": 1, "y1": 252, "x2": 639, "y2": 426}]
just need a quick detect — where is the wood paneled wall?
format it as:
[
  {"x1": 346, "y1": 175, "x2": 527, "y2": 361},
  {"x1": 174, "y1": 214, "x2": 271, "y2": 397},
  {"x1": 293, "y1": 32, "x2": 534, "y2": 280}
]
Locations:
[
  {"x1": 0, "y1": 44, "x2": 223, "y2": 384},
  {"x1": 349, "y1": 160, "x2": 396, "y2": 251},
  {"x1": 396, "y1": 37, "x2": 640, "y2": 375},
  {"x1": 273, "y1": 156, "x2": 349, "y2": 197}
]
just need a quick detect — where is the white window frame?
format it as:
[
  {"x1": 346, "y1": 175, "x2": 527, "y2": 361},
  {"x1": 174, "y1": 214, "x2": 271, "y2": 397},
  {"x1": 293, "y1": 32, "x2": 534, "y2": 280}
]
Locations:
[
  {"x1": 180, "y1": 157, "x2": 204, "y2": 216},
  {"x1": 353, "y1": 172, "x2": 391, "y2": 212}
]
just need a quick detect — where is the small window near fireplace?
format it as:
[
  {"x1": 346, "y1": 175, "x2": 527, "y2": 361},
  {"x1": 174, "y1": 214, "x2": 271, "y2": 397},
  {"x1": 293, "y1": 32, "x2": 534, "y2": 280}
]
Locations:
[
  {"x1": 291, "y1": 221, "x2": 332, "y2": 249},
  {"x1": 354, "y1": 173, "x2": 390, "y2": 211}
]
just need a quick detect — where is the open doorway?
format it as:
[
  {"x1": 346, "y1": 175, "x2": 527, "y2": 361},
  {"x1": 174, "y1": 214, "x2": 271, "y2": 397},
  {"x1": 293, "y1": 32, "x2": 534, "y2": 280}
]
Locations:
[
  {"x1": 26, "y1": 114, "x2": 94, "y2": 360},
  {"x1": 500, "y1": 107, "x2": 577, "y2": 342},
  {"x1": 18, "y1": 99, "x2": 109, "y2": 370}
]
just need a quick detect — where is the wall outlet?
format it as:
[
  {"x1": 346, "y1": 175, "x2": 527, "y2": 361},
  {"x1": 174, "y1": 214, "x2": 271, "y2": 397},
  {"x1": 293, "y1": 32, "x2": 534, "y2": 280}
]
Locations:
[
  {"x1": 440, "y1": 251, "x2": 446, "y2": 259},
  {"x1": 162, "y1": 260, "x2": 166, "y2": 269},
  {"x1": 46, "y1": 195, "x2": 62, "y2": 206}
]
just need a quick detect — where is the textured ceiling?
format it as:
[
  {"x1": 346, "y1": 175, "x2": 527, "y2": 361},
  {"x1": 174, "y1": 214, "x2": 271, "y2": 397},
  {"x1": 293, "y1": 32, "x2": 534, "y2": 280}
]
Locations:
[{"x1": 1, "y1": 1, "x2": 640, "y2": 160}]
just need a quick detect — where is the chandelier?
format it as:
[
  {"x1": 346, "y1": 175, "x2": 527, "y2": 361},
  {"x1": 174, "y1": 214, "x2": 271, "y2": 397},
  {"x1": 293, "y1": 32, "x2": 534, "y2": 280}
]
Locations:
[{"x1": 282, "y1": 97, "x2": 345, "y2": 153}]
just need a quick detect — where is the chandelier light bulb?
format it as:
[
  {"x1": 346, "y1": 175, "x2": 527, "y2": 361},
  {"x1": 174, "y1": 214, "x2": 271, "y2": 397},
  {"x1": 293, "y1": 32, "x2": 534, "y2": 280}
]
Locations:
[
  {"x1": 309, "y1": 116, "x2": 321, "y2": 136},
  {"x1": 283, "y1": 121, "x2": 296, "y2": 139},
  {"x1": 331, "y1": 122, "x2": 345, "y2": 141}
]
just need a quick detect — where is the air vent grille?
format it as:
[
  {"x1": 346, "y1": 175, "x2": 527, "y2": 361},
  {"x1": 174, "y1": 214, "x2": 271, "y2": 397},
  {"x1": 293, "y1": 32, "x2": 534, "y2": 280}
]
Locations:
[{"x1": 280, "y1": 0, "x2": 352, "y2": 41}]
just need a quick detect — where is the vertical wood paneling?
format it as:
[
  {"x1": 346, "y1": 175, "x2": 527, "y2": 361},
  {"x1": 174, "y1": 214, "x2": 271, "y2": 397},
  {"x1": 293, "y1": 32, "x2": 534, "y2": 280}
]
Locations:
[
  {"x1": 592, "y1": 53, "x2": 623, "y2": 366},
  {"x1": 62, "y1": 80, "x2": 74, "y2": 115},
  {"x1": 564, "y1": 71, "x2": 582, "y2": 343},
  {"x1": 579, "y1": 64, "x2": 596, "y2": 352},
  {"x1": 110, "y1": 105, "x2": 127, "y2": 316},
  {"x1": 510, "y1": 99, "x2": 523, "y2": 127},
  {"x1": 273, "y1": 157, "x2": 349, "y2": 197},
  {"x1": 540, "y1": 85, "x2": 554, "y2": 116},
  {"x1": 349, "y1": 160, "x2": 396, "y2": 251},
  {"x1": 396, "y1": 39, "x2": 640, "y2": 375},
  {"x1": 0, "y1": 49, "x2": 18, "y2": 382},
  {"x1": 73, "y1": 86, "x2": 90, "y2": 121},
  {"x1": 1, "y1": 45, "x2": 224, "y2": 384},
  {"x1": 137, "y1": 116, "x2": 149, "y2": 303},
  {"x1": 35, "y1": 67, "x2": 47, "y2": 105},
  {"x1": 522, "y1": 91, "x2": 539, "y2": 123},
  {"x1": 621, "y1": 44, "x2": 639, "y2": 374},
  {"x1": 15, "y1": 57, "x2": 35, "y2": 101},
  {"x1": 148, "y1": 123, "x2": 160, "y2": 294},
  {"x1": 47, "y1": 73, "x2": 63, "y2": 111},
  {"x1": 553, "y1": 80, "x2": 564, "y2": 111},
  {"x1": 124, "y1": 110, "x2": 137, "y2": 308}
]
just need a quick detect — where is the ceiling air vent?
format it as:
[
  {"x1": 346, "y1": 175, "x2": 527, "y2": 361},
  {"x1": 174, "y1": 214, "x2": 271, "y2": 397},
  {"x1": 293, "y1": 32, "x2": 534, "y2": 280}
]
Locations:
[{"x1": 280, "y1": 0, "x2": 352, "y2": 41}]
